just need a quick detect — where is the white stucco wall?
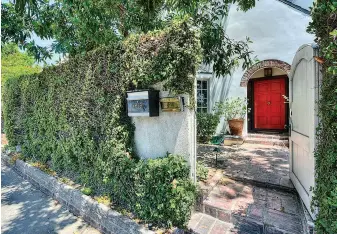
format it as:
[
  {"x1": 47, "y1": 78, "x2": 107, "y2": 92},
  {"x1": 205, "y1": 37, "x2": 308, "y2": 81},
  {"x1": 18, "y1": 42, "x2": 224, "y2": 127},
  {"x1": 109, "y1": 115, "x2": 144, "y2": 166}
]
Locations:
[
  {"x1": 132, "y1": 91, "x2": 196, "y2": 180},
  {"x1": 200, "y1": 0, "x2": 314, "y2": 135}
]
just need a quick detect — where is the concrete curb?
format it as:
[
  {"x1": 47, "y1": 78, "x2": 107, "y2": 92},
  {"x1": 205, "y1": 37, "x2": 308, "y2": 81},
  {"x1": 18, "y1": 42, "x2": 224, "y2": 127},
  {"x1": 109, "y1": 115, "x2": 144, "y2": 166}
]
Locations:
[{"x1": 1, "y1": 153, "x2": 154, "y2": 234}]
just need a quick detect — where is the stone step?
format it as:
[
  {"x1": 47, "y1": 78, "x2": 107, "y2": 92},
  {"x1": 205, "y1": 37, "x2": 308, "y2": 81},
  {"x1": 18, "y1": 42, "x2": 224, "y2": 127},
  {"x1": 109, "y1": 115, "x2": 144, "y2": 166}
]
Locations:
[
  {"x1": 195, "y1": 179, "x2": 305, "y2": 234},
  {"x1": 247, "y1": 133, "x2": 289, "y2": 140},
  {"x1": 223, "y1": 174, "x2": 295, "y2": 192},
  {"x1": 244, "y1": 137, "x2": 289, "y2": 147}
]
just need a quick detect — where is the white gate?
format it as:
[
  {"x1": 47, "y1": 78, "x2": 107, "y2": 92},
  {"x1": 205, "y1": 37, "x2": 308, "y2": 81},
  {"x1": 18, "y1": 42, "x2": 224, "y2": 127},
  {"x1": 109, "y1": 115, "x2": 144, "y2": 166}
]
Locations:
[{"x1": 289, "y1": 44, "x2": 320, "y2": 219}]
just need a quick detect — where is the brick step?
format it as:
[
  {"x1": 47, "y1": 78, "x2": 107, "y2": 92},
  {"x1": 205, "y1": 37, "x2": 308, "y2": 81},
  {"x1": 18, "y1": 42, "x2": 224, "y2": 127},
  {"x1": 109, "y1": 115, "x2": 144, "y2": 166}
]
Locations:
[
  {"x1": 247, "y1": 133, "x2": 289, "y2": 140},
  {"x1": 195, "y1": 180, "x2": 304, "y2": 234},
  {"x1": 188, "y1": 212, "x2": 273, "y2": 234},
  {"x1": 244, "y1": 137, "x2": 289, "y2": 147},
  {"x1": 198, "y1": 185, "x2": 262, "y2": 229}
]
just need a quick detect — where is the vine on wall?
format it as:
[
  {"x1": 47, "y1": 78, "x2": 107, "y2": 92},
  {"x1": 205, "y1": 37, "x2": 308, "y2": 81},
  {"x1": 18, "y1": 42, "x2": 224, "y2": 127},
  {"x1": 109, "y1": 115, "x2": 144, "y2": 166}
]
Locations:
[
  {"x1": 307, "y1": 1, "x2": 337, "y2": 233},
  {"x1": 2, "y1": 18, "x2": 201, "y2": 228}
]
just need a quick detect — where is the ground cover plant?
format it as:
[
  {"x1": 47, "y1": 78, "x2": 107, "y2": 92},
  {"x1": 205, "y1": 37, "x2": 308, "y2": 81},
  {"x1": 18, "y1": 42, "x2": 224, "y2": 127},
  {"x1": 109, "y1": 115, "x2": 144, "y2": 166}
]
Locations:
[{"x1": 2, "y1": 19, "x2": 201, "y2": 228}]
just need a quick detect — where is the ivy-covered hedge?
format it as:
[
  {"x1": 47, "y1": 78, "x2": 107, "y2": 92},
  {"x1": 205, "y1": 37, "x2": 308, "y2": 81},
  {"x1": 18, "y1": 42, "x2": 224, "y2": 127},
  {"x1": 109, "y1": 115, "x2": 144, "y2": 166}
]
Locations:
[
  {"x1": 2, "y1": 19, "x2": 201, "y2": 228},
  {"x1": 308, "y1": 1, "x2": 337, "y2": 233}
]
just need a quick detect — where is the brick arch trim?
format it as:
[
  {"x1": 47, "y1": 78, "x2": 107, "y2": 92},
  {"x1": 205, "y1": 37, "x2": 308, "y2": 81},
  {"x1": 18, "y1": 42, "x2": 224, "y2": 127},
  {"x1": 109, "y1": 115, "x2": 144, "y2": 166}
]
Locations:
[{"x1": 240, "y1": 59, "x2": 291, "y2": 87}]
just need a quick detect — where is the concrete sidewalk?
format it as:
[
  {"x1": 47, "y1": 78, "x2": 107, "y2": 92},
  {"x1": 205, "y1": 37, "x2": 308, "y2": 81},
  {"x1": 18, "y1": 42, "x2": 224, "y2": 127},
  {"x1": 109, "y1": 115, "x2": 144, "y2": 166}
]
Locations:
[{"x1": 1, "y1": 163, "x2": 100, "y2": 234}]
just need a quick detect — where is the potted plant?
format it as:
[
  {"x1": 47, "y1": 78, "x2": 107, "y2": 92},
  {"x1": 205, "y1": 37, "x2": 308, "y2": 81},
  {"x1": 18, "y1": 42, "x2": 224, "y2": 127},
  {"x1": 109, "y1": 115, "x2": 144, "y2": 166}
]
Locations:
[{"x1": 222, "y1": 97, "x2": 249, "y2": 136}]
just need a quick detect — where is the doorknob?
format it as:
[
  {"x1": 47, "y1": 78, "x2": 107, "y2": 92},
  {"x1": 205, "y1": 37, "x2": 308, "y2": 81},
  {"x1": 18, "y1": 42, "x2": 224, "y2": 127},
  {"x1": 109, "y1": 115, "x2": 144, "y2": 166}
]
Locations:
[{"x1": 267, "y1": 101, "x2": 271, "y2": 105}]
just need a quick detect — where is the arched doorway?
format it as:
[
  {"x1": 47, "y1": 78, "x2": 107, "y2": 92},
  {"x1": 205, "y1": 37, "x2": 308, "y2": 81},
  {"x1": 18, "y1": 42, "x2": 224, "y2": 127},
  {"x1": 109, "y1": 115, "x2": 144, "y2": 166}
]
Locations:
[{"x1": 242, "y1": 60, "x2": 291, "y2": 133}]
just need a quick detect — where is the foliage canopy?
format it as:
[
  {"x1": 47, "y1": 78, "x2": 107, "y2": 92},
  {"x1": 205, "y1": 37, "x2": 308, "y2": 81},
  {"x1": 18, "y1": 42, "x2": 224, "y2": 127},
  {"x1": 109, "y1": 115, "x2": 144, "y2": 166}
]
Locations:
[
  {"x1": 2, "y1": 0, "x2": 257, "y2": 77},
  {"x1": 1, "y1": 43, "x2": 41, "y2": 84}
]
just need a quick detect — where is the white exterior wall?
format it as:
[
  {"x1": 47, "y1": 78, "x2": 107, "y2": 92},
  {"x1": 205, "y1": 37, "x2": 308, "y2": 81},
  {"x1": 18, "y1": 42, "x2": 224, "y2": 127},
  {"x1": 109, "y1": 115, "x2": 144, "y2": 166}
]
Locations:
[
  {"x1": 132, "y1": 91, "x2": 196, "y2": 180},
  {"x1": 201, "y1": 0, "x2": 314, "y2": 136}
]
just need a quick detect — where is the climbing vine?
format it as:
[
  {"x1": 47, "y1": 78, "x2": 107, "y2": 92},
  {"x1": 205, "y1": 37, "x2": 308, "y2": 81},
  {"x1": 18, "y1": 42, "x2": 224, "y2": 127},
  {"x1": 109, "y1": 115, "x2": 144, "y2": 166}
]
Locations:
[
  {"x1": 123, "y1": 17, "x2": 201, "y2": 102},
  {"x1": 307, "y1": 1, "x2": 337, "y2": 233},
  {"x1": 2, "y1": 18, "x2": 201, "y2": 228}
]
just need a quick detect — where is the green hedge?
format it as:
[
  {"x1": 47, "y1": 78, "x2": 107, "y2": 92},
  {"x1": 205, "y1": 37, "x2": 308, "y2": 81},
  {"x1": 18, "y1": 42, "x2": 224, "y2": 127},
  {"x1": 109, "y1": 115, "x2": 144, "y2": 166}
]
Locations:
[
  {"x1": 196, "y1": 102, "x2": 225, "y2": 143},
  {"x1": 308, "y1": 1, "x2": 337, "y2": 233},
  {"x1": 2, "y1": 19, "x2": 201, "y2": 228},
  {"x1": 196, "y1": 112, "x2": 220, "y2": 143}
]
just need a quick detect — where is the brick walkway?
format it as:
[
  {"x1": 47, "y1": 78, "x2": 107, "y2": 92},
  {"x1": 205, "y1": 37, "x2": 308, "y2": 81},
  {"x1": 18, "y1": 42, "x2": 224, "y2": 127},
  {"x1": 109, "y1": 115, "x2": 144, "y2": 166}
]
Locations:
[
  {"x1": 193, "y1": 143, "x2": 307, "y2": 234},
  {"x1": 197, "y1": 144, "x2": 293, "y2": 189},
  {"x1": 191, "y1": 176, "x2": 304, "y2": 233}
]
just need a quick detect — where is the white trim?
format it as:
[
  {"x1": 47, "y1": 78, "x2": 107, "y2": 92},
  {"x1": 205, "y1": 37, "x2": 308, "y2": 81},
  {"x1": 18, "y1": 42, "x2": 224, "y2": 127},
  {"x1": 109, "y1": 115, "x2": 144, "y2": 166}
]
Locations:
[
  {"x1": 196, "y1": 79, "x2": 210, "y2": 113},
  {"x1": 197, "y1": 73, "x2": 213, "y2": 79}
]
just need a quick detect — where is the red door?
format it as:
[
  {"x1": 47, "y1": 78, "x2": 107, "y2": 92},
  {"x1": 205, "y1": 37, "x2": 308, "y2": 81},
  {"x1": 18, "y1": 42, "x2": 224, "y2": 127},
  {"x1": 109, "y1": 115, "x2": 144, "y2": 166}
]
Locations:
[{"x1": 254, "y1": 77, "x2": 286, "y2": 129}]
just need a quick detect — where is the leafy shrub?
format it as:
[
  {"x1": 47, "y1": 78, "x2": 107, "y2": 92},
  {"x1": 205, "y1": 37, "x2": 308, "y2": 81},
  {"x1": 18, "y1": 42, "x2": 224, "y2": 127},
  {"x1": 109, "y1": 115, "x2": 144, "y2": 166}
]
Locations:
[
  {"x1": 2, "y1": 76, "x2": 22, "y2": 146},
  {"x1": 307, "y1": 1, "x2": 337, "y2": 233},
  {"x1": 196, "y1": 102, "x2": 225, "y2": 143},
  {"x1": 196, "y1": 162, "x2": 208, "y2": 181},
  {"x1": 221, "y1": 97, "x2": 249, "y2": 120},
  {"x1": 132, "y1": 154, "x2": 196, "y2": 227},
  {"x1": 196, "y1": 112, "x2": 220, "y2": 143},
  {"x1": 2, "y1": 19, "x2": 200, "y2": 228}
]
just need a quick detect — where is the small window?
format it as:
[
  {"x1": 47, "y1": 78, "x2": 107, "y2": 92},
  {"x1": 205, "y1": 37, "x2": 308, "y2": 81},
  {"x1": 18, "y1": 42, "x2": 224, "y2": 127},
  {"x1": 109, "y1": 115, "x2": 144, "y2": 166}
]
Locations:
[{"x1": 197, "y1": 80, "x2": 208, "y2": 113}]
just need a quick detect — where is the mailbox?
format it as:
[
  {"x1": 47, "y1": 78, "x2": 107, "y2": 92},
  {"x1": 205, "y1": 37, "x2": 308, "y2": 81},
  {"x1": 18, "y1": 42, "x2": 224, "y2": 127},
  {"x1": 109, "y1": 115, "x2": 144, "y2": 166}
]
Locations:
[
  {"x1": 127, "y1": 90, "x2": 159, "y2": 117},
  {"x1": 160, "y1": 97, "x2": 183, "y2": 112}
]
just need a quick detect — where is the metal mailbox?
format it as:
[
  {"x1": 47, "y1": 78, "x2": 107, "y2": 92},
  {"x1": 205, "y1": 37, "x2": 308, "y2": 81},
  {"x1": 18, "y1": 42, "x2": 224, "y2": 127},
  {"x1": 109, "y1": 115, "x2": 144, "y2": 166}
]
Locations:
[
  {"x1": 127, "y1": 90, "x2": 159, "y2": 117},
  {"x1": 160, "y1": 97, "x2": 183, "y2": 112}
]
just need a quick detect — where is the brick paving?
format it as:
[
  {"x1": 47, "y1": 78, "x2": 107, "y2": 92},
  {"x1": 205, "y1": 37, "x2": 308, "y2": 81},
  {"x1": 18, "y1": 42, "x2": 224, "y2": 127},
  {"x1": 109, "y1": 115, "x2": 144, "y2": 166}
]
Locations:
[
  {"x1": 191, "y1": 178, "x2": 304, "y2": 233},
  {"x1": 194, "y1": 141, "x2": 307, "y2": 234},
  {"x1": 188, "y1": 213, "x2": 234, "y2": 234},
  {"x1": 197, "y1": 143, "x2": 294, "y2": 189}
]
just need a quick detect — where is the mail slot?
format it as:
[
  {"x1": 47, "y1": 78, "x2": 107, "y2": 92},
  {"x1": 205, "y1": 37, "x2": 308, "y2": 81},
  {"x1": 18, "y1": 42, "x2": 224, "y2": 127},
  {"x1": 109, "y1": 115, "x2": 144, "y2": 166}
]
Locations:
[
  {"x1": 160, "y1": 97, "x2": 183, "y2": 112},
  {"x1": 127, "y1": 90, "x2": 159, "y2": 117}
]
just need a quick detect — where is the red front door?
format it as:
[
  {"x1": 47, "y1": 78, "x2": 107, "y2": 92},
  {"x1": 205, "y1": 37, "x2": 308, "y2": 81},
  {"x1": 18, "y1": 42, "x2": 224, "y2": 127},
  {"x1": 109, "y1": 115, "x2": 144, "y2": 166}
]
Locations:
[{"x1": 254, "y1": 77, "x2": 286, "y2": 130}]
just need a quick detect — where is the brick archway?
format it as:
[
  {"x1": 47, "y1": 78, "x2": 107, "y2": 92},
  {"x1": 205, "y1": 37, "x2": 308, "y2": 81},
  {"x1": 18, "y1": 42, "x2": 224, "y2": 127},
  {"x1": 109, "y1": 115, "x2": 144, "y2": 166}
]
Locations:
[{"x1": 240, "y1": 59, "x2": 291, "y2": 87}]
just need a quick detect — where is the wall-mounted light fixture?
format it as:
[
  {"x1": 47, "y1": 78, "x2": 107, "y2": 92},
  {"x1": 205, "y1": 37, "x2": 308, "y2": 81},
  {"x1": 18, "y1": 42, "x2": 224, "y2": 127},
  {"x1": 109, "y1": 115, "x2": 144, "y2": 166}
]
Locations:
[{"x1": 264, "y1": 68, "x2": 273, "y2": 77}]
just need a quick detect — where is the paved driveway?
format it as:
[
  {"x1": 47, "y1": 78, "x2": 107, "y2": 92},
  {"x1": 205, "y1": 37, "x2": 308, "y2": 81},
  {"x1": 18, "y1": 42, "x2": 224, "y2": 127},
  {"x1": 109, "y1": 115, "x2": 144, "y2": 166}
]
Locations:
[{"x1": 1, "y1": 163, "x2": 100, "y2": 234}]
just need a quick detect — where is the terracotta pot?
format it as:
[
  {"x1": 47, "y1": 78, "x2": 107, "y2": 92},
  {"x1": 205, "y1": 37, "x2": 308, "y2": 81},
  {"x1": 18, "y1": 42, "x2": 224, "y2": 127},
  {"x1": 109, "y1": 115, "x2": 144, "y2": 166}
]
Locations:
[{"x1": 228, "y1": 119, "x2": 244, "y2": 136}]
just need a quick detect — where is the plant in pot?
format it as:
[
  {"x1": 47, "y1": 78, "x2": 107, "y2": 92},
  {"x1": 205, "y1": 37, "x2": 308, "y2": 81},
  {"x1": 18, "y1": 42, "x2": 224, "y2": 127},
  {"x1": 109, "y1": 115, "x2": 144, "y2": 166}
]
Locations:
[{"x1": 222, "y1": 97, "x2": 249, "y2": 136}]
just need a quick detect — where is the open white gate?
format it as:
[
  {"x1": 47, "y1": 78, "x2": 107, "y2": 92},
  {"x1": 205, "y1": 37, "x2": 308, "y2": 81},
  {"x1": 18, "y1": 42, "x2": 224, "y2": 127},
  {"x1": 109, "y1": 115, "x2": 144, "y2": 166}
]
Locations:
[{"x1": 289, "y1": 44, "x2": 320, "y2": 219}]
